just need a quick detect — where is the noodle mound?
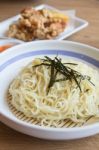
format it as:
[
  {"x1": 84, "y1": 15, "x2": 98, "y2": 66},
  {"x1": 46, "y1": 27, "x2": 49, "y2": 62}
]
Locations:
[{"x1": 9, "y1": 58, "x2": 99, "y2": 126}]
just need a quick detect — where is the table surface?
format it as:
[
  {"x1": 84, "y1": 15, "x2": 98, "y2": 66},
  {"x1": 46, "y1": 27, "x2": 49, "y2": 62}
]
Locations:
[{"x1": 0, "y1": 0, "x2": 99, "y2": 150}]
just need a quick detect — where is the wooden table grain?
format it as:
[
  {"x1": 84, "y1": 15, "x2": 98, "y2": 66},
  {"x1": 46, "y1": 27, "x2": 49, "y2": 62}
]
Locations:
[{"x1": 0, "y1": 0, "x2": 99, "y2": 150}]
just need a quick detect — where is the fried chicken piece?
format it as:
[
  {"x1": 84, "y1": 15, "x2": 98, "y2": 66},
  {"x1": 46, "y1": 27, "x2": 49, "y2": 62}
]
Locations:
[{"x1": 7, "y1": 7, "x2": 68, "y2": 41}]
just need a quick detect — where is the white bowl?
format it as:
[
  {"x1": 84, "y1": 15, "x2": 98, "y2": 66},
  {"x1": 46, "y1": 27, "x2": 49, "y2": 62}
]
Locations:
[{"x1": 0, "y1": 40, "x2": 99, "y2": 140}]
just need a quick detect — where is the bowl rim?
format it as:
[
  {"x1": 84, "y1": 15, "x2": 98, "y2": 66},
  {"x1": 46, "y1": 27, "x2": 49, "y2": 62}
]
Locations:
[
  {"x1": 0, "y1": 40, "x2": 99, "y2": 132},
  {"x1": 1, "y1": 112, "x2": 99, "y2": 132},
  {"x1": 0, "y1": 40, "x2": 99, "y2": 58}
]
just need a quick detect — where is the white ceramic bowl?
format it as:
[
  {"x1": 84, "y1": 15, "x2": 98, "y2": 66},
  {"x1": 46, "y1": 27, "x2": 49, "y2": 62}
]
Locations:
[{"x1": 0, "y1": 40, "x2": 99, "y2": 140}]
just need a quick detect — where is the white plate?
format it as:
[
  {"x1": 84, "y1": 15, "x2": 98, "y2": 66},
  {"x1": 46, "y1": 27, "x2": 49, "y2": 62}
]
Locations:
[
  {"x1": 0, "y1": 40, "x2": 99, "y2": 140},
  {"x1": 0, "y1": 38, "x2": 23, "y2": 45},
  {"x1": 0, "y1": 4, "x2": 88, "y2": 41}
]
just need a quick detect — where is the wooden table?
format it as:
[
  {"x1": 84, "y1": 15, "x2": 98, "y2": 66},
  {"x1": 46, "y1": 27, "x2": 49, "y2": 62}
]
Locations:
[{"x1": 0, "y1": 0, "x2": 99, "y2": 150}]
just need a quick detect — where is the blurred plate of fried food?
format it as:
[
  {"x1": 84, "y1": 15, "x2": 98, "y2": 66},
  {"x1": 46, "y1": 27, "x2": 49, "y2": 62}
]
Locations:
[{"x1": 0, "y1": 4, "x2": 88, "y2": 42}]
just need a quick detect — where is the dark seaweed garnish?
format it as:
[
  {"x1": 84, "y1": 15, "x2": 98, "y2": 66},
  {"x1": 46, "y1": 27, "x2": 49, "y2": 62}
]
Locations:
[{"x1": 33, "y1": 56, "x2": 95, "y2": 93}]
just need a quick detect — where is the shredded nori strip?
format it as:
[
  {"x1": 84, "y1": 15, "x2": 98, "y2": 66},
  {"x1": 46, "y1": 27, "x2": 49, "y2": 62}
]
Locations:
[{"x1": 32, "y1": 56, "x2": 95, "y2": 93}]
